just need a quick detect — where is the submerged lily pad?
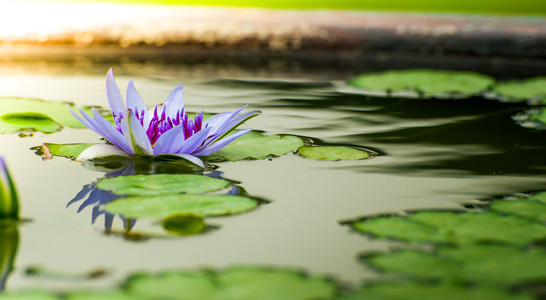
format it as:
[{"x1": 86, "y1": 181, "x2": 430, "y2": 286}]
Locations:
[
  {"x1": 349, "y1": 69, "x2": 494, "y2": 99},
  {"x1": 491, "y1": 76, "x2": 546, "y2": 103},
  {"x1": 124, "y1": 266, "x2": 337, "y2": 300},
  {"x1": 0, "y1": 97, "x2": 99, "y2": 134},
  {"x1": 206, "y1": 131, "x2": 304, "y2": 162},
  {"x1": 339, "y1": 282, "x2": 531, "y2": 300},
  {"x1": 105, "y1": 194, "x2": 257, "y2": 218},
  {"x1": 96, "y1": 174, "x2": 229, "y2": 196},
  {"x1": 162, "y1": 213, "x2": 207, "y2": 236},
  {"x1": 352, "y1": 211, "x2": 546, "y2": 245},
  {"x1": 298, "y1": 146, "x2": 370, "y2": 161}
]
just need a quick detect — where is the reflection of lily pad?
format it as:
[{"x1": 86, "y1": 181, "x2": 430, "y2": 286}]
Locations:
[
  {"x1": 365, "y1": 244, "x2": 546, "y2": 286},
  {"x1": 162, "y1": 213, "x2": 207, "y2": 236},
  {"x1": 124, "y1": 266, "x2": 337, "y2": 300},
  {"x1": 491, "y1": 76, "x2": 546, "y2": 103},
  {"x1": 105, "y1": 194, "x2": 257, "y2": 218},
  {"x1": 206, "y1": 131, "x2": 304, "y2": 162},
  {"x1": 349, "y1": 69, "x2": 494, "y2": 99},
  {"x1": 298, "y1": 146, "x2": 370, "y2": 161},
  {"x1": 96, "y1": 174, "x2": 229, "y2": 196},
  {"x1": 352, "y1": 211, "x2": 546, "y2": 245},
  {"x1": 339, "y1": 282, "x2": 531, "y2": 300},
  {"x1": 0, "y1": 97, "x2": 100, "y2": 134}
]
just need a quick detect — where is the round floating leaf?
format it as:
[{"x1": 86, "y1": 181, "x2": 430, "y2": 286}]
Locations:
[
  {"x1": 0, "y1": 97, "x2": 101, "y2": 134},
  {"x1": 365, "y1": 245, "x2": 546, "y2": 286},
  {"x1": 490, "y1": 199, "x2": 546, "y2": 222},
  {"x1": 353, "y1": 211, "x2": 546, "y2": 245},
  {"x1": 104, "y1": 194, "x2": 257, "y2": 218},
  {"x1": 67, "y1": 290, "x2": 145, "y2": 300},
  {"x1": 162, "y1": 213, "x2": 207, "y2": 236},
  {"x1": 124, "y1": 266, "x2": 337, "y2": 300},
  {"x1": 34, "y1": 143, "x2": 96, "y2": 159},
  {"x1": 349, "y1": 69, "x2": 494, "y2": 99},
  {"x1": 492, "y1": 76, "x2": 546, "y2": 103},
  {"x1": 298, "y1": 146, "x2": 370, "y2": 161},
  {"x1": 206, "y1": 131, "x2": 304, "y2": 162},
  {"x1": 339, "y1": 282, "x2": 531, "y2": 300},
  {"x1": 528, "y1": 191, "x2": 546, "y2": 204},
  {"x1": 96, "y1": 174, "x2": 229, "y2": 196}
]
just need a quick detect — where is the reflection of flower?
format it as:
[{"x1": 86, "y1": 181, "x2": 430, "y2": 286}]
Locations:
[
  {"x1": 67, "y1": 182, "x2": 135, "y2": 232},
  {"x1": 69, "y1": 69, "x2": 260, "y2": 167},
  {"x1": 0, "y1": 157, "x2": 18, "y2": 220}
]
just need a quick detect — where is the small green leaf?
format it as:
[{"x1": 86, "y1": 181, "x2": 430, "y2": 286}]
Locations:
[
  {"x1": 0, "y1": 113, "x2": 61, "y2": 133},
  {"x1": 105, "y1": 194, "x2": 257, "y2": 218},
  {"x1": 37, "y1": 143, "x2": 96, "y2": 159},
  {"x1": 206, "y1": 131, "x2": 304, "y2": 162},
  {"x1": 490, "y1": 199, "x2": 546, "y2": 222},
  {"x1": 162, "y1": 213, "x2": 207, "y2": 236},
  {"x1": 96, "y1": 174, "x2": 229, "y2": 196},
  {"x1": 339, "y1": 282, "x2": 532, "y2": 300},
  {"x1": 124, "y1": 266, "x2": 338, "y2": 300},
  {"x1": 298, "y1": 146, "x2": 370, "y2": 160},
  {"x1": 349, "y1": 69, "x2": 494, "y2": 98},
  {"x1": 353, "y1": 211, "x2": 546, "y2": 245},
  {"x1": 492, "y1": 76, "x2": 546, "y2": 102},
  {"x1": 0, "y1": 289, "x2": 60, "y2": 300}
]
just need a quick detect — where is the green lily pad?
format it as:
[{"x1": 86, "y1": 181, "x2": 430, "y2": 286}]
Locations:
[
  {"x1": 528, "y1": 191, "x2": 546, "y2": 204},
  {"x1": 162, "y1": 213, "x2": 207, "y2": 236},
  {"x1": 35, "y1": 143, "x2": 96, "y2": 159},
  {"x1": 105, "y1": 194, "x2": 257, "y2": 218},
  {"x1": 349, "y1": 69, "x2": 494, "y2": 99},
  {"x1": 365, "y1": 244, "x2": 546, "y2": 286},
  {"x1": 67, "y1": 290, "x2": 144, "y2": 300},
  {"x1": 96, "y1": 174, "x2": 229, "y2": 196},
  {"x1": 0, "y1": 290, "x2": 60, "y2": 300},
  {"x1": 339, "y1": 282, "x2": 531, "y2": 300},
  {"x1": 298, "y1": 146, "x2": 370, "y2": 161},
  {"x1": 206, "y1": 131, "x2": 304, "y2": 162},
  {"x1": 0, "y1": 97, "x2": 100, "y2": 134},
  {"x1": 352, "y1": 211, "x2": 546, "y2": 245},
  {"x1": 490, "y1": 199, "x2": 546, "y2": 222},
  {"x1": 124, "y1": 266, "x2": 337, "y2": 300},
  {"x1": 491, "y1": 76, "x2": 546, "y2": 103}
]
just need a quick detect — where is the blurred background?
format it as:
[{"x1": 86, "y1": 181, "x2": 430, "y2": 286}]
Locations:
[{"x1": 0, "y1": 0, "x2": 544, "y2": 79}]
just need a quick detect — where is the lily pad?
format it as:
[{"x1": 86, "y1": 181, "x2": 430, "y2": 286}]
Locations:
[
  {"x1": 0, "y1": 290, "x2": 59, "y2": 300},
  {"x1": 298, "y1": 146, "x2": 370, "y2": 161},
  {"x1": 349, "y1": 69, "x2": 494, "y2": 99},
  {"x1": 96, "y1": 174, "x2": 229, "y2": 196},
  {"x1": 0, "y1": 97, "x2": 100, "y2": 134},
  {"x1": 491, "y1": 76, "x2": 546, "y2": 103},
  {"x1": 490, "y1": 199, "x2": 546, "y2": 222},
  {"x1": 206, "y1": 131, "x2": 304, "y2": 162},
  {"x1": 124, "y1": 266, "x2": 337, "y2": 300},
  {"x1": 162, "y1": 213, "x2": 207, "y2": 236},
  {"x1": 352, "y1": 211, "x2": 546, "y2": 245},
  {"x1": 35, "y1": 143, "x2": 97, "y2": 159},
  {"x1": 67, "y1": 290, "x2": 145, "y2": 300},
  {"x1": 528, "y1": 191, "x2": 546, "y2": 204},
  {"x1": 339, "y1": 282, "x2": 531, "y2": 300},
  {"x1": 104, "y1": 194, "x2": 257, "y2": 218},
  {"x1": 365, "y1": 244, "x2": 546, "y2": 286}
]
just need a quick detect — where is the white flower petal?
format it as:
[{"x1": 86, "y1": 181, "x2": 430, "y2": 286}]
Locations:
[{"x1": 76, "y1": 144, "x2": 131, "y2": 161}]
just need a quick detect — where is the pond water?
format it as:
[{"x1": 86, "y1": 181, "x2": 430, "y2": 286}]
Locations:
[{"x1": 0, "y1": 64, "x2": 545, "y2": 294}]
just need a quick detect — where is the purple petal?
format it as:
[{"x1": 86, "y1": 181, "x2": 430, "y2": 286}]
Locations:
[
  {"x1": 152, "y1": 125, "x2": 186, "y2": 155},
  {"x1": 163, "y1": 84, "x2": 185, "y2": 120},
  {"x1": 91, "y1": 109, "x2": 134, "y2": 154},
  {"x1": 105, "y1": 69, "x2": 127, "y2": 119},
  {"x1": 126, "y1": 78, "x2": 150, "y2": 125},
  {"x1": 205, "y1": 105, "x2": 247, "y2": 138},
  {"x1": 175, "y1": 126, "x2": 212, "y2": 155},
  {"x1": 193, "y1": 129, "x2": 251, "y2": 156},
  {"x1": 123, "y1": 110, "x2": 154, "y2": 156},
  {"x1": 212, "y1": 110, "x2": 261, "y2": 142}
]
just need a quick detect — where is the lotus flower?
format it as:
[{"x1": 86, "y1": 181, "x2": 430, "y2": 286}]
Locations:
[{"x1": 69, "y1": 69, "x2": 260, "y2": 167}]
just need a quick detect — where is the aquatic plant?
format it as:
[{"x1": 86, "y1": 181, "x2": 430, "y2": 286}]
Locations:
[
  {"x1": 68, "y1": 69, "x2": 260, "y2": 167},
  {"x1": 0, "y1": 157, "x2": 18, "y2": 220}
]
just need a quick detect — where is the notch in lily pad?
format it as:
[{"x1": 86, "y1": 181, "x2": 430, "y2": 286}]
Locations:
[{"x1": 348, "y1": 69, "x2": 494, "y2": 99}]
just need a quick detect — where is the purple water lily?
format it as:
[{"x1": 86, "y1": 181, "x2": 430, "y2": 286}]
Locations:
[{"x1": 69, "y1": 69, "x2": 260, "y2": 167}]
